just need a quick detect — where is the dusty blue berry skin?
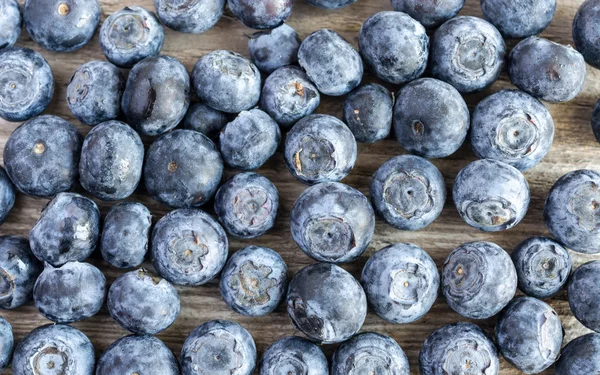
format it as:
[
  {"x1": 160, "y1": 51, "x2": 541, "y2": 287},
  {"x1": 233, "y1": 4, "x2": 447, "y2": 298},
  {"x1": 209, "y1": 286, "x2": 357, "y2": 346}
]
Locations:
[
  {"x1": 220, "y1": 246, "x2": 288, "y2": 316},
  {"x1": 298, "y1": 29, "x2": 363, "y2": 96},
  {"x1": 220, "y1": 109, "x2": 281, "y2": 171},
  {"x1": 511, "y1": 236, "x2": 571, "y2": 299},
  {"x1": 287, "y1": 263, "x2": 367, "y2": 344},
  {"x1": 430, "y1": 16, "x2": 506, "y2": 93},
  {"x1": 482, "y1": 0, "x2": 555, "y2": 39},
  {"x1": 23, "y1": 0, "x2": 100, "y2": 52},
  {"x1": 259, "y1": 336, "x2": 328, "y2": 375},
  {"x1": 442, "y1": 241, "x2": 517, "y2": 319},
  {"x1": 0, "y1": 236, "x2": 42, "y2": 309},
  {"x1": 574, "y1": 0, "x2": 600, "y2": 69},
  {"x1": 192, "y1": 50, "x2": 261, "y2": 113},
  {"x1": 182, "y1": 102, "x2": 228, "y2": 139},
  {"x1": 154, "y1": 0, "x2": 224, "y2": 34},
  {"x1": 101, "y1": 202, "x2": 152, "y2": 269},
  {"x1": 228, "y1": 0, "x2": 292, "y2": 29},
  {"x1": 248, "y1": 24, "x2": 300, "y2": 74},
  {"x1": 96, "y1": 335, "x2": 179, "y2": 375},
  {"x1": 33, "y1": 262, "x2": 106, "y2": 324},
  {"x1": 393, "y1": 78, "x2": 469, "y2": 158},
  {"x1": 509, "y1": 37, "x2": 586, "y2": 103},
  {"x1": 152, "y1": 209, "x2": 228, "y2": 286},
  {"x1": 0, "y1": 167, "x2": 15, "y2": 225},
  {"x1": 391, "y1": 0, "x2": 464, "y2": 28},
  {"x1": 343, "y1": 83, "x2": 392, "y2": 143},
  {"x1": 0, "y1": 47, "x2": 54, "y2": 122},
  {"x1": 593, "y1": 100, "x2": 600, "y2": 142},
  {"x1": 420, "y1": 322, "x2": 500, "y2": 375},
  {"x1": 144, "y1": 129, "x2": 223, "y2": 208},
  {"x1": 332, "y1": 333, "x2": 410, "y2": 375},
  {"x1": 555, "y1": 333, "x2": 600, "y2": 375},
  {"x1": 214, "y1": 172, "x2": 279, "y2": 239},
  {"x1": 568, "y1": 261, "x2": 600, "y2": 332},
  {"x1": 305, "y1": 0, "x2": 355, "y2": 8},
  {"x1": 0, "y1": 0, "x2": 22, "y2": 50},
  {"x1": 181, "y1": 320, "x2": 256, "y2": 375},
  {"x1": 0, "y1": 317, "x2": 12, "y2": 372}
]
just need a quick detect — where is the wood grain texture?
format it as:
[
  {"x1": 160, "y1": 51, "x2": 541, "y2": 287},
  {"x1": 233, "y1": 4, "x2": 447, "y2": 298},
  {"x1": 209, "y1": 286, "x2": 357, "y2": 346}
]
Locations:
[{"x1": 1, "y1": 0, "x2": 599, "y2": 374}]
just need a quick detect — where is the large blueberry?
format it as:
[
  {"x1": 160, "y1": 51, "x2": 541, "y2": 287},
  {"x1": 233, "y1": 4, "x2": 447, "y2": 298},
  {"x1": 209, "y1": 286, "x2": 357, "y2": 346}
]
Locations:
[
  {"x1": 555, "y1": 333, "x2": 600, "y2": 375},
  {"x1": 228, "y1": 0, "x2": 292, "y2": 29},
  {"x1": 573, "y1": 0, "x2": 600, "y2": 69},
  {"x1": 332, "y1": 332, "x2": 409, "y2": 375},
  {"x1": 154, "y1": 0, "x2": 224, "y2": 34},
  {"x1": 568, "y1": 260, "x2": 600, "y2": 332},
  {"x1": 0, "y1": 0, "x2": 21, "y2": 50},
  {"x1": 0, "y1": 236, "x2": 42, "y2": 309},
  {"x1": 391, "y1": 0, "x2": 464, "y2": 28},
  {"x1": 0, "y1": 316, "x2": 12, "y2": 372},
  {"x1": 248, "y1": 24, "x2": 300, "y2": 74},
  {"x1": 305, "y1": 0, "x2": 355, "y2": 8},
  {"x1": 593, "y1": 99, "x2": 600, "y2": 142},
  {"x1": 482, "y1": 0, "x2": 555, "y2": 39},
  {"x1": 182, "y1": 102, "x2": 228, "y2": 139},
  {"x1": 343, "y1": 83, "x2": 392, "y2": 143},
  {"x1": 0, "y1": 167, "x2": 15, "y2": 225},
  {"x1": 259, "y1": 336, "x2": 328, "y2": 375}
]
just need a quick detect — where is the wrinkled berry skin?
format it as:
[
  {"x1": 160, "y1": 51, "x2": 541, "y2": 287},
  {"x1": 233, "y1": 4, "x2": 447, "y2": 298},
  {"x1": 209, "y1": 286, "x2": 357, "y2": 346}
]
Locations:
[
  {"x1": 33, "y1": 262, "x2": 106, "y2": 324},
  {"x1": 108, "y1": 269, "x2": 180, "y2": 335},
  {"x1": 96, "y1": 335, "x2": 179, "y2": 375},
  {"x1": 144, "y1": 130, "x2": 223, "y2": 208},
  {"x1": 509, "y1": 37, "x2": 586, "y2": 103},
  {"x1": 391, "y1": 0, "x2": 464, "y2": 28},
  {"x1": 287, "y1": 263, "x2": 367, "y2": 344},
  {"x1": 298, "y1": 29, "x2": 363, "y2": 96},
  {"x1": 0, "y1": 317, "x2": 12, "y2": 372},
  {"x1": 430, "y1": 16, "x2": 506, "y2": 93},
  {"x1": 574, "y1": 0, "x2": 600, "y2": 69},
  {"x1": 23, "y1": 0, "x2": 100, "y2": 52},
  {"x1": 332, "y1": 333, "x2": 409, "y2": 375},
  {"x1": 453, "y1": 159, "x2": 529, "y2": 232},
  {"x1": 248, "y1": 24, "x2": 300, "y2": 74},
  {"x1": 29, "y1": 193, "x2": 100, "y2": 267},
  {"x1": 393, "y1": 78, "x2": 469, "y2": 158},
  {"x1": 152, "y1": 209, "x2": 228, "y2": 286},
  {"x1": 482, "y1": 0, "x2": 555, "y2": 39},
  {"x1": 359, "y1": 11, "x2": 428, "y2": 85},
  {"x1": 181, "y1": 320, "x2": 256, "y2": 375},
  {"x1": 100, "y1": 6, "x2": 164, "y2": 68},
  {"x1": 555, "y1": 333, "x2": 600, "y2": 375},
  {"x1": 154, "y1": 0, "x2": 224, "y2": 34},
  {"x1": 0, "y1": 0, "x2": 21, "y2": 50},
  {"x1": 228, "y1": 0, "x2": 292, "y2": 29},
  {"x1": 0, "y1": 168, "x2": 15, "y2": 225},
  {"x1": 259, "y1": 336, "x2": 328, "y2": 375},
  {"x1": 512, "y1": 236, "x2": 571, "y2": 299},
  {"x1": 220, "y1": 109, "x2": 281, "y2": 170},
  {"x1": 442, "y1": 241, "x2": 517, "y2": 319},
  {"x1": 471, "y1": 90, "x2": 554, "y2": 171},
  {"x1": 101, "y1": 202, "x2": 152, "y2": 269},
  {"x1": 419, "y1": 322, "x2": 500, "y2": 375},
  {"x1": 192, "y1": 50, "x2": 261, "y2": 113},
  {"x1": 284, "y1": 114, "x2": 357, "y2": 185},
  {"x1": 214, "y1": 172, "x2": 279, "y2": 239},
  {"x1": 182, "y1": 102, "x2": 228, "y2": 139},
  {"x1": 79, "y1": 121, "x2": 144, "y2": 201},
  {"x1": 593, "y1": 100, "x2": 600, "y2": 142},
  {"x1": 343, "y1": 83, "x2": 392, "y2": 143},
  {"x1": 0, "y1": 47, "x2": 54, "y2": 122},
  {"x1": 0, "y1": 236, "x2": 42, "y2": 309},
  {"x1": 568, "y1": 261, "x2": 600, "y2": 332},
  {"x1": 305, "y1": 0, "x2": 355, "y2": 8}
]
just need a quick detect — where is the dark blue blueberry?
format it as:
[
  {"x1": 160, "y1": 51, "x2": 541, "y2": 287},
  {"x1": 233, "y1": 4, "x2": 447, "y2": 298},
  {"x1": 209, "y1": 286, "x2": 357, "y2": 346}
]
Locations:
[
  {"x1": 305, "y1": 0, "x2": 355, "y2": 8},
  {"x1": 430, "y1": 16, "x2": 506, "y2": 93},
  {"x1": 108, "y1": 268, "x2": 180, "y2": 335},
  {"x1": 101, "y1": 202, "x2": 152, "y2": 269},
  {"x1": 144, "y1": 129, "x2": 223, "y2": 208},
  {"x1": 29, "y1": 192, "x2": 100, "y2": 266},
  {"x1": 154, "y1": 0, "x2": 224, "y2": 34},
  {"x1": 593, "y1": 99, "x2": 600, "y2": 142},
  {"x1": 0, "y1": 167, "x2": 15, "y2": 225},
  {"x1": 290, "y1": 182, "x2": 374, "y2": 263},
  {"x1": 0, "y1": 316, "x2": 12, "y2": 372},
  {"x1": 0, "y1": 236, "x2": 42, "y2": 309},
  {"x1": 100, "y1": 6, "x2": 164, "y2": 68},
  {"x1": 391, "y1": 0, "x2": 464, "y2": 28},
  {"x1": 248, "y1": 24, "x2": 300, "y2": 74},
  {"x1": 0, "y1": 0, "x2": 22, "y2": 50},
  {"x1": 442, "y1": 241, "x2": 517, "y2": 319},
  {"x1": 33, "y1": 261, "x2": 106, "y2": 323},
  {"x1": 192, "y1": 50, "x2": 261, "y2": 113},
  {"x1": 151, "y1": 209, "x2": 228, "y2": 286},
  {"x1": 228, "y1": 0, "x2": 292, "y2": 29},
  {"x1": 286, "y1": 263, "x2": 367, "y2": 344},
  {"x1": 574, "y1": 0, "x2": 600, "y2": 69},
  {"x1": 214, "y1": 172, "x2": 279, "y2": 239},
  {"x1": 509, "y1": 36, "x2": 586, "y2": 103},
  {"x1": 393, "y1": 78, "x2": 469, "y2": 158},
  {"x1": 0, "y1": 47, "x2": 54, "y2": 122},
  {"x1": 343, "y1": 83, "x2": 392, "y2": 143},
  {"x1": 332, "y1": 332, "x2": 409, "y2": 375},
  {"x1": 555, "y1": 333, "x2": 600, "y2": 375},
  {"x1": 182, "y1": 102, "x2": 229, "y2": 139},
  {"x1": 453, "y1": 159, "x2": 529, "y2": 232},
  {"x1": 23, "y1": 0, "x2": 100, "y2": 52},
  {"x1": 482, "y1": 0, "x2": 555, "y2": 39},
  {"x1": 568, "y1": 260, "x2": 600, "y2": 332},
  {"x1": 297, "y1": 29, "x2": 363, "y2": 96},
  {"x1": 259, "y1": 336, "x2": 328, "y2": 375}
]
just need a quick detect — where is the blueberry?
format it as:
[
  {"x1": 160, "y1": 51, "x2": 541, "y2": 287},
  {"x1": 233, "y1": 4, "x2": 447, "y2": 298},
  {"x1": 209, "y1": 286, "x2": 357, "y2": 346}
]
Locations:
[
  {"x1": 471, "y1": 89, "x2": 555, "y2": 171},
  {"x1": 298, "y1": 29, "x2": 363, "y2": 96},
  {"x1": 29, "y1": 192, "x2": 100, "y2": 266},
  {"x1": 370, "y1": 155, "x2": 446, "y2": 231},
  {"x1": 286, "y1": 263, "x2": 367, "y2": 344},
  {"x1": 248, "y1": 24, "x2": 300, "y2": 74},
  {"x1": 192, "y1": 50, "x2": 261, "y2": 113},
  {"x1": 258, "y1": 336, "x2": 328, "y2": 375},
  {"x1": 419, "y1": 322, "x2": 500, "y2": 375},
  {"x1": 151, "y1": 209, "x2": 228, "y2": 286},
  {"x1": 0, "y1": 316, "x2": 12, "y2": 372},
  {"x1": 23, "y1": 0, "x2": 100, "y2": 52},
  {"x1": 101, "y1": 202, "x2": 152, "y2": 269},
  {"x1": 509, "y1": 36, "x2": 586, "y2": 103},
  {"x1": 359, "y1": 11, "x2": 428, "y2": 85},
  {"x1": 290, "y1": 182, "x2": 374, "y2": 263},
  {"x1": 430, "y1": 16, "x2": 506, "y2": 93},
  {"x1": 305, "y1": 0, "x2": 355, "y2": 8},
  {"x1": 453, "y1": 159, "x2": 529, "y2": 232},
  {"x1": 181, "y1": 320, "x2": 256, "y2": 375},
  {"x1": 4, "y1": 115, "x2": 81, "y2": 197},
  {"x1": 228, "y1": 0, "x2": 292, "y2": 29},
  {"x1": 0, "y1": 236, "x2": 42, "y2": 309},
  {"x1": 555, "y1": 333, "x2": 600, "y2": 375},
  {"x1": 0, "y1": 167, "x2": 15, "y2": 225},
  {"x1": 390, "y1": 0, "x2": 464, "y2": 28},
  {"x1": 108, "y1": 268, "x2": 180, "y2": 335},
  {"x1": 100, "y1": 6, "x2": 164, "y2": 68},
  {"x1": 260, "y1": 65, "x2": 320, "y2": 129},
  {"x1": 593, "y1": 99, "x2": 600, "y2": 142},
  {"x1": 573, "y1": 0, "x2": 600, "y2": 69},
  {"x1": 33, "y1": 261, "x2": 106, "y2": 323},
  {"x1": 0, "y1": 0, "x2": 22, "y2": 50},
  {"x1": 214, "y1": 172, "x2": 279, "y2": 239},
  {"x1": 154, "y1": 0, "x2": 224, "y2": 34},
  {"x1": 442, "y1": 241, "x2": 517, "y2": 319},
  {"x1": 343, "y1": 83, "x2": 392, "y2": 143},
  {"x1": 568, "y1": 260, "x2": 600, "y2": 332},
  {"x1": 144, "y1": 130, "x2": 223, "y2": 208},
  {"x1": 482, "y1": 0, "x2": 556, "y2": 39},
  {"x1": 511, "y1": 236, "x2": 571, "y2": 299},
  {"x1": 182, "y1": 102, "x2": 229, "y2": 139},
  {"x1": 220, "y1": 246, "x2": 287, "y2": 316},
  {"x1": 0, "y1": 47, "x2": 54, "y2": 122},
  {"x1": 220, "y1": 109, "x2": 281, "y2": 170},
  {"x1": 393, "y1": 78, "x2": 469, "y2": 158},
  {"x1": 284, "y1": 114, "x2": 357, "y2": 185}
]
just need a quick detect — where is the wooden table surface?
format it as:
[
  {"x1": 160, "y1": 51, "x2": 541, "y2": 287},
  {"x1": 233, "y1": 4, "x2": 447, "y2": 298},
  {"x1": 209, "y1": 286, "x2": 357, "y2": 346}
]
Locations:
[{"x1": 1, "y1": 0, "x2": 599, "y2": 374}]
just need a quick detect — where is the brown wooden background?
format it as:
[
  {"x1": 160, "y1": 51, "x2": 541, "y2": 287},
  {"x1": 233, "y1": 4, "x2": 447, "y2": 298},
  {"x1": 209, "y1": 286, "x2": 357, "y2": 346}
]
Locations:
[{"x1": 1, "y1": 0, "x2": 599, "y2": 373}]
